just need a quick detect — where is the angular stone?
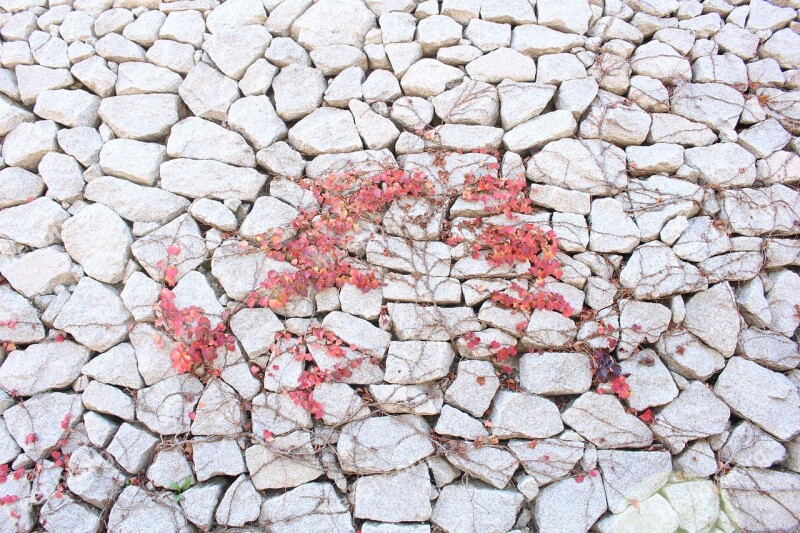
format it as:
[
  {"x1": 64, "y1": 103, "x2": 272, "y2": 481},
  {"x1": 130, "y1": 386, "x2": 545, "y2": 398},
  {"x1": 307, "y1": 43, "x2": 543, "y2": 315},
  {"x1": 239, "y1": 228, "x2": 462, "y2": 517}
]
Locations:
[
  {"x1": 0, "y1": 167, "x2": 44, "y2": 209},
  {"x1": 4, "y1": 392, "x2": 83, "y2": 461},
  {"x1": 684, "y1": 143, "x2": 756, "y2": 188},
  {"x1": 290, "y1": 0, "x2": 376, "y2": 49},
  {"x1": 432, "y1": 483, "x2": 523, "y2": 533},
  {"x1": 160, "y1": 159, "x2": 266, "y2": 202},
  {"x1": 589, "y1": 198, "x2": 640, "y2": 253},
  {"x1": 191, "y1": 380, "x2": 243, "y2": 436},
  {"x1": 519, "y1": 352, "x2": 592, "y2": 396},
  {"x1": 509, "y1": 437, "x2": 584, "y2": 485},
  {"x1": 715, "y1": 357, "x2": 800, "y2": 441},
  {"x1": 444, "y1": 360, "x2": 500, "y2": 417},
  {"x1": 738, "y1": 327, "x2": 800, "y2": 372},
  {"x1": 108, "y1": 486, "x2": 190, "y2": 531},
  {"x1": 389, "y1": 303, "x2": 481, "y2": 342},
  {"x1": 527, "y1": 138, "x2": 627, "y2": 196},
  {"x1": 534, "y1": 474, "x2": 607, "y2": 533},
  {"x1": 146, "y1": 446, "x2": 193, "y2": 489},
  {"x1": 490, "y1": 390, "x2": 564, "y2": 439},
  {"x1": 273, "y1": 64, "x2": 326, "y2": 121},
  {"x1": 193, "y1": 439, "x2": 246, "y2": 481},
  {"x1": 671, "y1": 82, "x2": 744, "y2": 132},
  {"x1": 400, "y1": 58, "x2": 464, "y2": 97},
  {"x1": 2, "y1": 119, "x2": 59, "y2": 171},
  {"x1": 66, "y1": 445, "x2": 125, "y2": 507},
  {"x1": 353, "y1": 463, "x2": 432, "y2": 522},
  {"x1": 537, "y1": 0, "x2": 592, "y2": 34},
  {"x1": 619, "y1": 242, "x2": 707, "y2": 300},
  {"x1": 384, "y1": 341, "x2": 454, "y2": 384},
  {"x1": 0, "y1": 246, "x2": 77, "y2": 299},
  {"x1": 82, "y1": 343, "x2": 144, "y2": 389},
  {"x1": 259, "y1": 482, "x2": 354, "y2": 532},
  {"x1": 631, "y1": 41, "x2": 691, "y2": 83},
  {"x1": 98, "y1": 94, "x2": 182, "y2": 141},
  {"x1": 246, "y1": 431, "x2": 323, "y2": 490},
  {"x1": 115, "y1": 62, "x2": 183, "y2": 96},
  {"x1": 0, "y1": 285, "x2": 45, "y2": 344},
  {"x1": 349, "y1": 99, "x2": 400, "y2": 150},
  {"x1": 651, "y1": 381, "x2": 731, "y2": 453},
  {"x1": 179, "y1": 62, "x2": 239, "y2": 121},
  {"x1": 205, "y1": 25, "x2": 271, "y2": 80},
  {"x1": 719, "y1": 467, "x2": 800, "y2": 533},
  {"x1": 33, "y1": 89, "x2": 100, "y2": 128},
  {"x1": 599, "y1": 449, "x2": 672, "y2": 513},
  {"x1": 503, "y1": 110, "x2": 576, "y2": 153},
  {"x1": 720, "y1": 421, "x2": 787, "y2": 468},
  {"x1": 40, "y1": 492, "x2": 102, "y2": 532},
  {"x1": 446, "y1": 442, "x2": 519, "y2": 489},
  {"x1": 594, "y1": 494, "x2": 680, "y2": 533},
  {"x1": 322, "y1": 311, "x2": 391, "y2": 357},
  {"x1": 228, "y1": 96, "x2": 288, "y2": 152},
  {"x1": 167, "y1": 117, "x2": 255, "y2": 167},
  {"x1": 84, "y1": 177, "x2": 190, "y2": 224},
  {"x1": 523, "y1": 310, "x2": 577, "y2": 349},
  {"x1": 230, "y1": 308, "x2": 284, "y2": 360},
  {"x1": 53, "y1": 278, "x2": 132, "y2": 352},
  {"x1": 467, "y1": 48, "x2": 538, "y2": 85},
  {"x1": 683, "y1": 282, "x2": 740, "y2": 357},
  {"x1": 562, "y1": 392, "x2": 653, "y2": 449},
  {"x1": 98, "y1": 138, "x2": 165, "y2": 187},
  {"x1": 337, "y1": 415, "x2": 434, "y2": 474},
  {"x1": 135, "y1": 375, "x2": 203, "y2": 435},
  {"x1": 130, "y1": 213, "x2": 207, "y2": 285},
  {"x1": 0, "y1": 341, "x2": 89, "y2": 397},
  {"x1": 288, "y1": 107, "x2": 362, "y2": 156}
]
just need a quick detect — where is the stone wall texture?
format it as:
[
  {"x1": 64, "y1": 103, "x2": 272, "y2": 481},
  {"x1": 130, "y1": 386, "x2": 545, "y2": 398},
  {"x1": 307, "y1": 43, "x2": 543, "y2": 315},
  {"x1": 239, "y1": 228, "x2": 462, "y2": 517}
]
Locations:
[{"x1": 0, "y1": 0, "x2": 799, "y2": 531}]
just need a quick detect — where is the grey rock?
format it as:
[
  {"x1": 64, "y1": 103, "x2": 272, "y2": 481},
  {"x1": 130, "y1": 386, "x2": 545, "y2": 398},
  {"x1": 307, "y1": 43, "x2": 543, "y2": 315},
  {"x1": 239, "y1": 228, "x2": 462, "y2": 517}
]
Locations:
[
  {"x1": 562, "y1": 392, "x2": 653, "y2": 449},
  {"x1": 652, "y1": 381, "x2": 731, "y2": 453},
  {"x1": 353, "y1": 463, "x2": 432, "y2": 522},
  {"x1": 432, "y1": 483, "x2": 523, "y2": 533},
  {"x1": 160, "y1": 159, "x2": 266, "y2": 202},
  {"x1": 520, "y1": 352, "x2": 592, "y2": 396},
  {"x1": 108, "y1": 486, "x2": 192, "y2": 532},
  {"x1": 4, "y1": 392, "x2": 83, "y2": 461},
  {"x1": 179, "y1": 62, "x2": 239, "y2": 121},
  {"x1": 259, "y1": 482, "x2": 354, "y2": 532},
  {"x1": 598, "y1": 449, "x2": 672, "y2": 513},
  {"x1": 135, "y1": 375, "x2": 203, "y2": 435},
  {"x1": 490, "y1": 390, "x2": 564, "y2": 439},
  {"x1": 715, "y1": 357, "x2": 800, "y2": 441},
  {"x1": 98, "y1": 94, "x2": 182, "y2": 141},
  {"x1": 683, "y1": 282, "x2": 740, "y2": 357},
  {"x1": 534, "y1": 473, "x2": 607, "y2": 533},
  {"x1": 719, "y1": 467, "x2": 800, "y2": 533},
  {"x1": 337, "y1": 415, "x2": 434, "y2": 474},
  {"x1": 0, "y1": 341, "x2": 89, "y2": 397}
]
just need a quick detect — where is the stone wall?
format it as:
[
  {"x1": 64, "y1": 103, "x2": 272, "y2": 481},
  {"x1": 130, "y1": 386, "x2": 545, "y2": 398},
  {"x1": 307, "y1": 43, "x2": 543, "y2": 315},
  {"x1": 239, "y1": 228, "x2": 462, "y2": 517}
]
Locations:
[{"x1": 0, "y1": 0, "x2": 799, "y2": 531}]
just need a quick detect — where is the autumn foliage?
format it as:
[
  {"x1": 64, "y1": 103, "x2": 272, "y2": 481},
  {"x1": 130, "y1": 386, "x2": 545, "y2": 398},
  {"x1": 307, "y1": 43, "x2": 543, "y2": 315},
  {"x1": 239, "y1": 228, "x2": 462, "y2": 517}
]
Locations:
[{"x1": 151, "y1": 152, "x2": 632, "y2": 416}]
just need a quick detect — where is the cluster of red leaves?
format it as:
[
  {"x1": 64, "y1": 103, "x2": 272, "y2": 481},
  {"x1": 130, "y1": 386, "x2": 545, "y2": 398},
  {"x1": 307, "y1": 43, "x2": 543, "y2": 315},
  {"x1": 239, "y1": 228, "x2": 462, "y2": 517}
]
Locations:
[
  {"x1": 268, "y1": 327, "x2": 370, "y2": 419},
  {"x1": 446, "y1": 173, "x2": 572, "y2": 318},
  {"x1": 575, "y1": 469, "x2": 599, "y2": 483},
  {"x1": 461, "y1": 170, "x2": 532, "y2": 216},
  {"x1": 0, "y1": 318, "x2": 18, "y2": 351},
  {"x1": 592, "y1": 329, "x2": 632, "y2": 401},
  {"x1": 155, "y1": 288, "x2": 236, "y2": 374},
  {"x1": 491, "y1": 283, "x2": 573, "y2": 317},
  {"x1": 251, "y1": 168, "x2": 434, "y2": 311},
  {"x1": 461, "y1": 331, "x2": 517, "y2": 368}
]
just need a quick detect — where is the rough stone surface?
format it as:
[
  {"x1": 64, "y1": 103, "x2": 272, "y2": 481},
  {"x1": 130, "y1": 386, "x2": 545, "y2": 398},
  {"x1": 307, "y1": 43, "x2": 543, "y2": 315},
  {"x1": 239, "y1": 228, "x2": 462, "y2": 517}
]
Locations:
[{"x1": 0, "y1": 1, "x2": 796, "y2": 530}]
